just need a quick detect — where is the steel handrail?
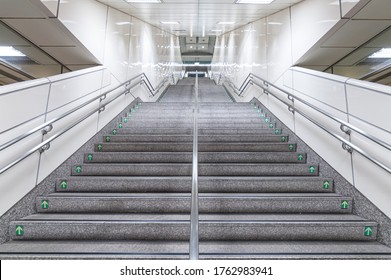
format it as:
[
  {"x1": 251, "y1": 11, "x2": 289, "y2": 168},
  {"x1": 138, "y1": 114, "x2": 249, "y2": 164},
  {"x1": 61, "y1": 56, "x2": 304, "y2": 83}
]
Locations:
[
  {"x1": 0, "y1": 73, "x2": 143, "y2": 152},
  {"x1": 249, "y1": 79, "x2": 391, "y2": 175},
  {"x1": 250, "y1": 74, "x2": 391, "y2": 153},
  {"x1": 0, "y1": 81, "x2": 141, "y2": 175},
  {"x1": 189, "y1": 71, "x2": 199, "y2": 260},
  {"x1": 141, "y1": 74, "x2": 170, "y2": 96}
]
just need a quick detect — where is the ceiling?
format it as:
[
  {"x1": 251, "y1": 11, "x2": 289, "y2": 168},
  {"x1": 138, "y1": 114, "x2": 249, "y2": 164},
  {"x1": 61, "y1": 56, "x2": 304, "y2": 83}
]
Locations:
[{"x1": 97, "y1": 0, "x2": 304, "y2": 37}]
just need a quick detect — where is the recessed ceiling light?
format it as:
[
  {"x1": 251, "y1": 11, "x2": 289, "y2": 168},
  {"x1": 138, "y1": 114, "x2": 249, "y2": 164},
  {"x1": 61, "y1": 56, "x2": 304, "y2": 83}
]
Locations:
[
  {"x1": 124, "y1": 0, "x2": 162, "y2": 3},
  {"x1": 161, "y1": 21, "x2": 179, "y2": 25},
  {"x1": 116, "y1": 21, "x2": 132, "y2": 25},
  {"x1": 0, "y1": 46, "x2": 26, "y2": 57},
  {"x1": 236, "y1": 0, "x2": 275, "y2": 4},
  {"x1": 217, "y1": 21, "x2": 235, "y2": 25},
  {"x1": 369, "y1": 48, "x2": 391, "y2": 59}
]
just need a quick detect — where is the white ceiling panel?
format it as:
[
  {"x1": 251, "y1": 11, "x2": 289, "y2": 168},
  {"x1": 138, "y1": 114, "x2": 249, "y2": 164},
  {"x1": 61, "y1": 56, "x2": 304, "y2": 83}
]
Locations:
[
  {"x1": 0, "y1": 0, "x2": 51, "y2": 18},
  {"x1": 353, "y1": 0, "x2": 391, "y2": 20},
  {"x1": 97, "y1": 0, "x2": 304, "y2": 36},
  {"x1": 321, "y1": 20, "x2": 391, "y2": 48},
  {"x1": 4, "y1": 19, "x2": 76, "y2": 46}
]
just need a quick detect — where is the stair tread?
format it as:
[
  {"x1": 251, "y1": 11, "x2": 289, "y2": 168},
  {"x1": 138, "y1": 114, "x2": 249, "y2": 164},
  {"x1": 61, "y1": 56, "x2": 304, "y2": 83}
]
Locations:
[
  {"x1": 17, "y1": 213, "x2": 371, "y2": 222},
  {"x1": 1, "y1": 241, "x2": 390, "y2": 258}
]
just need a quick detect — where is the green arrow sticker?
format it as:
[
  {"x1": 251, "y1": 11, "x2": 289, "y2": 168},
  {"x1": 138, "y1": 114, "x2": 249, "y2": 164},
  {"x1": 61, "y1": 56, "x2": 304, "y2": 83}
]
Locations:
[
  {"x1": 264, "y1": 118, "x2": 269, "y2": 123},
  {"x1": 105, "y1": 136, "x2": 111, "y2": 142},
  {"x1": 309, "y1": 166, "x2": 315, "y2": 173},
  {"x1": 87, "y1": 154, "x2": 93, "y2": 161},
  {"x1": 281, "y1": 136, "x2": 287, "y2": 142},
  {"x1": 288, "y1": 144, "x2": 295, "y2": 151},
  {"x1": 260, "y1": 113, "x2": 265, "y2": 119},
  {"x1": 112, "y1": 129, "x2": 117, "y2": 135},
  {"x1": 341, "y1": 200, "x2": 349, "y2": 209},
  {"x1": 41, "y1": 199, "x2": 49, "y2": 209},
  {"x1": 60, "y1": 180, "x2": 68, "y2": 190},
  {"x1": 98, "y1": 144, "x2": 103, "y2": 151},
  {"x1": 124, "y1": 118, "x2": 128, "y2": 123},
  {"x1": 298, "y1": 154, "x2": 304, "y2": 161},
  {"x1": 15, "y1": 225, "x2": 24, "y2": 236},
  {"x1": 364, "y1": 226, "x2": 373, "y2": 237},
  {"x1": 118, "y1": 123, "x2": 123, "y2": 129},
  {"x1": 323, "y1": 180, "x2": 330, "y2": 189},
  {"x1": 75, "y1": 165, "x2": 82, "y2": 174},
  {"x1": 274, "y1": 129, "x2": 279, "y2": 134}
]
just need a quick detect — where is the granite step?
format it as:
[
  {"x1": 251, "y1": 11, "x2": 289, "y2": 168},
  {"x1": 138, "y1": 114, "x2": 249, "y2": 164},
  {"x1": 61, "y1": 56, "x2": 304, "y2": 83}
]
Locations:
[
  {"x1": 35, "y1": 193, "x2": 353, "y2": 214},
  {"x1": 9, "y1": 214, "x2": 377, "y2": 241},
  {"x1": 55, "y1": 177, "x2": 334, "y2": 193}
]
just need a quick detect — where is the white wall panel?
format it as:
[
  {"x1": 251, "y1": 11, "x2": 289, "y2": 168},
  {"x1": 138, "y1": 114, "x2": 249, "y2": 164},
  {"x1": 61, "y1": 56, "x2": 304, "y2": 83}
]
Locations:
[
  {"x1": 346, "y1": 81, "x2": 391, "y2": 133},
  {"x1": 291, "y1": 0, "x2": 340, "y2": 63},
  {"x1": 352, "y1": 152, "x2": 391, "y2": 217},
  {"x1": 291, "y1": 68, "x2": 349, "y2": 113},
  {"x1": 103, "y1": 8, "x2": 131, "y2": 83},
  {"x1": 266, "y1": 9, "x2": 292, "y2": 83},
  {"x1": 0, "y1": 80, "x2": 50, "y2": 132},
  {"x1": 46, "y1": 68, "x2": 104, "y2": 112}
]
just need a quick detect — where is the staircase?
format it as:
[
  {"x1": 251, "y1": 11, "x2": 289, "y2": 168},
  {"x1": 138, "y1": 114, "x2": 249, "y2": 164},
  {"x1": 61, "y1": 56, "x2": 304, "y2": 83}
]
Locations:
[{"x1": 1, "y1": 78, "x2": 391, "y2": 259}]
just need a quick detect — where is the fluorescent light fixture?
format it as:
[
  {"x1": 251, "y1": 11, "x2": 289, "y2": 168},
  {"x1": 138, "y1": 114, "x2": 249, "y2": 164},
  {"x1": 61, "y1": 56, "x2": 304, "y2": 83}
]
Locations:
[
  {"x1": 210, "y1": 30, "x2": 223, "y2": 32},
  {"x1": 161, "y1": 21, "x2": 179, "y2": 24},
  {"x1": 369, "y1": 48, "x2": 391, "y2": 59},
  {"x1": 0, "y1": 46, "x2": 26, "y2": 57},
  {"x1": 124, "y1": 0, "x2": 162, "y2": 3},
  {"x1": 236, "y1": 0, "x2": 275, "y2": 4},
  {"x1": 116, "y1": 21, "x2": 132, "y2": 25},
  {"x1": 218, "y1": 21, "x2": 235, "y2": 25}
]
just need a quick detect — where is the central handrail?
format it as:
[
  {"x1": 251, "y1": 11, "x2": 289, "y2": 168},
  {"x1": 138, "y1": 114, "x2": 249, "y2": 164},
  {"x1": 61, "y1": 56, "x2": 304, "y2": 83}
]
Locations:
[{"x1": 189, "y1": 71, "x2": 199, "y2": 260}]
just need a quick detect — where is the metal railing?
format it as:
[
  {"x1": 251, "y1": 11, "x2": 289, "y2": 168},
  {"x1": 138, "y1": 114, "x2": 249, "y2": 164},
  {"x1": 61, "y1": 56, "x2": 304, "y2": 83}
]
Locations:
[
  {"x1": 189, "y1": 71, "x2": 199, "y2": 260},
  {"x1": 0, "y1": 73, "x2": 170, "y2": 175},
  {"x1": 220, "y1": 72, "x2": 391, "y2": 175}
]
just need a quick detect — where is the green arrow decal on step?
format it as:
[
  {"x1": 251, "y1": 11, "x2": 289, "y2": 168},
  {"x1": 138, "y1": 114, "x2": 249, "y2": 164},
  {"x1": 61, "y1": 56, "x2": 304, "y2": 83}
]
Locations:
[
  {"x1": 274, "y1": 128, "x2": 279, "y2": 134},
  {"x1": 298, "y1": 154, "x2": 304, "y2": 161},
  {"x1": 75, "y1": 165, "x2": 82, "y2": 174},
  {"x1": 364, "y1": 226, "x2": 373, "y2": 237},
  {"x1": 98, "y1": 144, "x2": 103, "y2": 151},
  {"x1": 105, "y1": 136, "x2": 111, "y2": 142},
  {"x1": 60, "y1": 180, "x2": 68, "y2": 190},
  {"x1": 323, "y1": 180, "x2": 330, "y2": 189},
  {"x1": 118, "y1": 123, "x2": 123, "y2": 129},
  {"x1": 341, "y1": 200, "x2": 349, "y2": 209},
  {"x1": 309, "y1": 166, "x2": 315, "y2": 173},
  {"x1": 87, "y1": 154, "x2": 93, "y2": 161},
  {"x1": 260, "y1": 113, "x2": 265, "y2": 119},
  {"x1": 281, "y1": 136, "x2": 287, "y2": 142},
  {"x1": 288, "y1": 144, "x2": 295, "y2": 151},
  {"x1": 41, "y1": 200, "x2": 49, "y2": 209},
  {"x1": 15, "y1": 225, "x2": 24, "y2": 236},
  {"x1": 264, "y1": 118, "x2": 269, "y2": 123},
  {"x1": 112, "y1": 129, "x2": 117, "y2": 135},
  {"x1": 124, "y1": 118, "x2": 128, "y2": 123}
]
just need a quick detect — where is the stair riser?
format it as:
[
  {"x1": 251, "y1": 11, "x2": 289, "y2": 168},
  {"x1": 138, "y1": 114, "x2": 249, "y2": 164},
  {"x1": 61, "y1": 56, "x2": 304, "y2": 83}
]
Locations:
[
  {"x1": 10, "y1": 222, "x2": 376, "y2": 241},
  {"x1": 55, "y1": 178, "x2": 334, "y2": 193},
  {"x1": 36, "y1": 197, "x2": 353, "y2": 214},
  {"x1": 102, "y1": 135, "x2": 289, "y2": 143},
  {"x1": 94, "y1": 143, "x2": 296, "y2": 152},
  {"x1": 122, "y1": 123, "x2": 278, "y2": 129},
  {"x1": 84, "y1": 152, "x2": 306, "y2": 164},
  {"x1": 71, "y1": 164, "x2": 318, "y2": 176}
]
